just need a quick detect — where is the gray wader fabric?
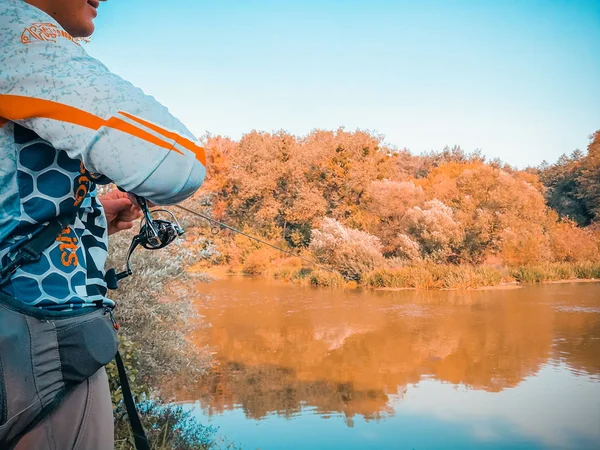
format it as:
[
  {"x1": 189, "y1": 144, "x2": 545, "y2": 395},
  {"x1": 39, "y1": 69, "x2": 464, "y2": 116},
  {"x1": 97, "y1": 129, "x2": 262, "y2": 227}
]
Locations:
[
  {"x1": 0, "y1": 292, "x2": 118, "y2": 449},
  {"x1": 13, "y1": 367, "x2": 114, "y2": 450}
]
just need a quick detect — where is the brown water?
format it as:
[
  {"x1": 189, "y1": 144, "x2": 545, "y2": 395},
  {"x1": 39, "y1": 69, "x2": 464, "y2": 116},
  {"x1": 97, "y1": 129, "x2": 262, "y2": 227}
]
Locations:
[{"x1": 164, "y1": 278, "x2": 600, "y2": 450}]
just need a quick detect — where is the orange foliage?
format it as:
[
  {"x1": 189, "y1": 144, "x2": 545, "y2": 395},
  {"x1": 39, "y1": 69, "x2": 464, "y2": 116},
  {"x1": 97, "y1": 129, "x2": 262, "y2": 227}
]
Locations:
[
  {"x1": 579, "y1": 130, "x2": 600, "y2": 220},
  {"x1": 501, "y1": 222, "x2": 551, "y2": 266},
  {"x1": 549, "y1": 220, "x2": 600, "y2": 262},
  {"x1": 196, "y1": 129, "x2": 600, "y2": 269},
  {"x1": 310, "y1": 218, "x2": 384, "y2": 281}
]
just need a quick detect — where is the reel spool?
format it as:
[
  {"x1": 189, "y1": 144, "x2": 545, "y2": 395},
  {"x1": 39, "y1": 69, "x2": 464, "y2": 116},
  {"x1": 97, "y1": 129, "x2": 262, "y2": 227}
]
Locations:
[{"x1": 105, "y1": 195, "x2": 184, "y2": 290}]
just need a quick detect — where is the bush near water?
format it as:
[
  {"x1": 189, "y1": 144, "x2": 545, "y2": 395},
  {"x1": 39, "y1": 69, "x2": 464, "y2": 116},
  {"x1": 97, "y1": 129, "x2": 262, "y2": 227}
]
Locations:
[{"x1": 183, "y1": 129, "x2": 600, "y2": 287}]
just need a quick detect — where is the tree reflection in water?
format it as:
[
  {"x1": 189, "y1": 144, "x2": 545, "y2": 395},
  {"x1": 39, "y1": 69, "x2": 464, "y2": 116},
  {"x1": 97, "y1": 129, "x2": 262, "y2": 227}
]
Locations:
[{"x1": 161, "y1": 280, "x2": 600, "y2": 423}]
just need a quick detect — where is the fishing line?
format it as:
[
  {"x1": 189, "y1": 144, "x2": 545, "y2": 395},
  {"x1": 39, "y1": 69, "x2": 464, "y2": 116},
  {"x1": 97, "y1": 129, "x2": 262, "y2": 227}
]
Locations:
[{"x1": 174, "y1": 204, "x2": 338, "y2": 275}]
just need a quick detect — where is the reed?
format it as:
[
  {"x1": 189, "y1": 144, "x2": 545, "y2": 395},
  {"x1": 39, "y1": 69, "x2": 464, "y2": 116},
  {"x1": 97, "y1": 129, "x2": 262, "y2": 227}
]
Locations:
[{"x1": 511, "y1": 262, "x2": 600, "y2": 283}]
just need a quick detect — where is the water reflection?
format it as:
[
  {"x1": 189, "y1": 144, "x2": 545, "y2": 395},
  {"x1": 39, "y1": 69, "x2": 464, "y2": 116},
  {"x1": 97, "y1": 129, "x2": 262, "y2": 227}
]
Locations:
[{"x1": 162, "y1": 280, "x2": 600, "y2": 449}]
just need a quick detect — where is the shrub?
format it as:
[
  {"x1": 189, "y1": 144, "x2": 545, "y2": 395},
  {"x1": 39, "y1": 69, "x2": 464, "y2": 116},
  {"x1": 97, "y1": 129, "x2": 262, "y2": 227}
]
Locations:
[
  {"x1": 310, "y1": 218, "x2": 384, "y2": 281},
  {"x1": 404, "y1": 199, "x2": 463, "y2": 262},
  {"x1": 241, "y1": 248, "x2": 273, "y2": 275},
  {"x1": 549, "y1": 220, "x2": 600, "y2": 262},
  {"x1": 500, "y1": 223, "x2": 551, "y2": 266},
  {"x1": 309, "y1": 269, "x2": 345, "y2": 287},
  {"x1": 392, "y1": 234, "x2": 422, "y2": 262}
]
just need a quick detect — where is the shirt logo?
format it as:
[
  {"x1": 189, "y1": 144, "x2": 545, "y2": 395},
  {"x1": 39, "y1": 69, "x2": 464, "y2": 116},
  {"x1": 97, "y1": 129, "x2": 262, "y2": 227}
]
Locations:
[
  {"x1": 21, "y1": 23, "x2": 80, "y2": 45},
  {"x1": 58, "y1": 226, "x2": 79, "y2": 267},
  {"x1": 75, "y1": 161, "x2": 92, "y2": 207}
]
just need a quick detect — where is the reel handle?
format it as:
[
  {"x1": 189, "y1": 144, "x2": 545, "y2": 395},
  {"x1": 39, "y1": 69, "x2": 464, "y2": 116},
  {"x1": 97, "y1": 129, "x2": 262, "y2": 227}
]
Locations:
[
  {"x1": 105, "y1": 193, "x2": 184, "y2": 290},
  {"x1": 104, "y1": 267, "x2": 132, "y2": 290}
]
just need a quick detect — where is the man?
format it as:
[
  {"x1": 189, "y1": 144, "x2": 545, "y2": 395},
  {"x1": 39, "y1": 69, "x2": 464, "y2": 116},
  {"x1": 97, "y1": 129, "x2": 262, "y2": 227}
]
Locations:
[{"x1": 0, "y1": 0, "x2": 207, "y2": 448}]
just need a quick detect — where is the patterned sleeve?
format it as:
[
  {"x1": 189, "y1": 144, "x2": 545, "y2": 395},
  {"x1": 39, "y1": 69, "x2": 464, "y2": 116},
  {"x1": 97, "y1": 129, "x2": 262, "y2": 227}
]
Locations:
[{"x1": 0, "y1": 1, "x2": 206, "y2": 205}]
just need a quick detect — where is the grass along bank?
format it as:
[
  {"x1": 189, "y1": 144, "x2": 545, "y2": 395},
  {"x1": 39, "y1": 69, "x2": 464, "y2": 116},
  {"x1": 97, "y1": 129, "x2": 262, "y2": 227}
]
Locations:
[
  {"x1": 192, "y1": 260, "x2": 600, "y2": 290},
  {"x1": 362, "y1": 262, "x2": 600, "y2": 289}
]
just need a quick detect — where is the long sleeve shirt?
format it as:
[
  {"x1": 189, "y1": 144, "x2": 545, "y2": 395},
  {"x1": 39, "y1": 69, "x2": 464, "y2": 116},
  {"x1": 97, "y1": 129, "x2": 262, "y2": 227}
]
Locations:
[{"x1": 0, "y1": 0, "x2": 206, "y2": 309}]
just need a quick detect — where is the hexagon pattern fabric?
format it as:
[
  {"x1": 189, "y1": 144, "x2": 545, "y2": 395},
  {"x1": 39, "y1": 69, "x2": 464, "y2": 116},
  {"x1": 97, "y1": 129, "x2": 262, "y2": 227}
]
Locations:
[{"x1": 0, "y1": 124, "x2": 113, "y2": 310}]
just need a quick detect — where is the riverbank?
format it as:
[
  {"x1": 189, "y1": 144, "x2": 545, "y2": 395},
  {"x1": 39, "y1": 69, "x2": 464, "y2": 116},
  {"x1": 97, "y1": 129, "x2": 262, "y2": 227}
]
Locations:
[{"x1": 189, "y1": 261, "x2": 600, "y2": 290}]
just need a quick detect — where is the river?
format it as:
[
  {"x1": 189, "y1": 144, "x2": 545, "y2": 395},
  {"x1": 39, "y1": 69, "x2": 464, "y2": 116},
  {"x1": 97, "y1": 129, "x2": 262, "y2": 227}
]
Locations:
[{"x1": 162, "y1": 278, "x2": 600, "y2": 450}]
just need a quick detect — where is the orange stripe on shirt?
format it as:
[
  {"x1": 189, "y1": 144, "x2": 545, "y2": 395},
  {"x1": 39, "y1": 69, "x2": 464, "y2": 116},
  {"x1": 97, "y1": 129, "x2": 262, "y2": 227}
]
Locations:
[
  {"x1": 0, "y1": 95, "x2": 104, "y2": 129},
  {"x1": 105, "y1": 117, "x2": 183, "y2": 156},
  {"x1": 120, "y1": 111, "x2": 206, "y2": 166},
  {"x1": 0, "y1": 95, "x2": 199, "y2": 162}
]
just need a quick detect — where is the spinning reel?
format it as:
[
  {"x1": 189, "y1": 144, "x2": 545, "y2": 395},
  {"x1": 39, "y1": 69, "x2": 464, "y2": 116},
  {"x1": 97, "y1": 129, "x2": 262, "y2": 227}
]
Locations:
[{"x1": 105, "y1": 195, "x2": 184, "y2": 290}]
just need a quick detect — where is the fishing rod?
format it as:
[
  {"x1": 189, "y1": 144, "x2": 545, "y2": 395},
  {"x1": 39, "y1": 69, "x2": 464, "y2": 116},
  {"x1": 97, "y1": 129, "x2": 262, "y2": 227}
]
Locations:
[{"x1": 106, "y1": 197, "x2": 338, "y2": 289}]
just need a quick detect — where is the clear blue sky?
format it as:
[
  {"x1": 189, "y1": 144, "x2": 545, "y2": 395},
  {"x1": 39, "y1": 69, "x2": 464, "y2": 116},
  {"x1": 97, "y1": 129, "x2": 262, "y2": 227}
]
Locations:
[{"x1": 87, "y1": 0, "x2": 600, "y2": 168}]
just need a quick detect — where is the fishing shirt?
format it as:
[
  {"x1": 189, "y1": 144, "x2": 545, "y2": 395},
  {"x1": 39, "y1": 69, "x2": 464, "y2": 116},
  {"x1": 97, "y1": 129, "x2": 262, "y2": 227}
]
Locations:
[{"x1": 0, "y1": 0, "x2": 207, "y2": 310}]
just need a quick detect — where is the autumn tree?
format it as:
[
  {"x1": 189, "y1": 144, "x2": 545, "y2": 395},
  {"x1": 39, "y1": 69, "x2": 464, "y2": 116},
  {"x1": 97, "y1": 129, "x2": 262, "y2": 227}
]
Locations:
[
  {"x1": 578, "y1": 130, "x2": 600, "y2": 222},
  {"x1": 536, "y1": 131, "x2": 600, "y2": 227},
  {"x1": 538, "y1": 150, "x2": 591, "y2": 226},
  {"x1": 548, "y1": 218, "x2": 600, "y2": 263},
  {"x1": 301, "y1": 129, "x2": 394, "y2": 230},
  {"x1": 212, "y1": 131, "x2": 326, "y2": 246},
  {"x1": 366, "y1": 180, "x2": 425, "y2": 257}
]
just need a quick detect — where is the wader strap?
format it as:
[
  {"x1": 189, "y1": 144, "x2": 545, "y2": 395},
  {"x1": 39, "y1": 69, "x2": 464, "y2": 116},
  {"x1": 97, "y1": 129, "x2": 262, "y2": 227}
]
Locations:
[
  {"x1": 0, "y1": 213, "x2": 76, "y2": 286},
  {"x1": 116, "y1": 351, "x2": 150, "y2": 450}
]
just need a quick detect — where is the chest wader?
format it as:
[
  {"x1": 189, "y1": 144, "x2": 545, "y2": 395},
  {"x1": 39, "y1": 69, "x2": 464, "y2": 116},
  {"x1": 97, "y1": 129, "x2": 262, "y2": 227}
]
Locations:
[{"x1": 0, "y1": 214, "x2": 150, "y2": 450}]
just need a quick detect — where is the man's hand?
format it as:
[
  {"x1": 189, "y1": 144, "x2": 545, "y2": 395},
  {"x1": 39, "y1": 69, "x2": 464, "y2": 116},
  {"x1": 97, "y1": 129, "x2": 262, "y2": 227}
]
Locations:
[{"x1": 99, "y1": 190, "x2": 143, "y2": 235}]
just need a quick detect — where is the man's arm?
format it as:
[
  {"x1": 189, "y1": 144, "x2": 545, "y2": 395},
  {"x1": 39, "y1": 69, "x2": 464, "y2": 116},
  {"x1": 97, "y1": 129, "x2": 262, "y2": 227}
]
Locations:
[{"x1": 0, "y1": 2, "x2": 206, "y2": 205}]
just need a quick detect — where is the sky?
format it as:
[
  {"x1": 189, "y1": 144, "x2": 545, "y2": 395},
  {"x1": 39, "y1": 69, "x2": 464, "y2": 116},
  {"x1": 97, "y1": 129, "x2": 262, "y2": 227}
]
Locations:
[{"x1": 87, "y1": 0, "x2": 600, "y2": 168}]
